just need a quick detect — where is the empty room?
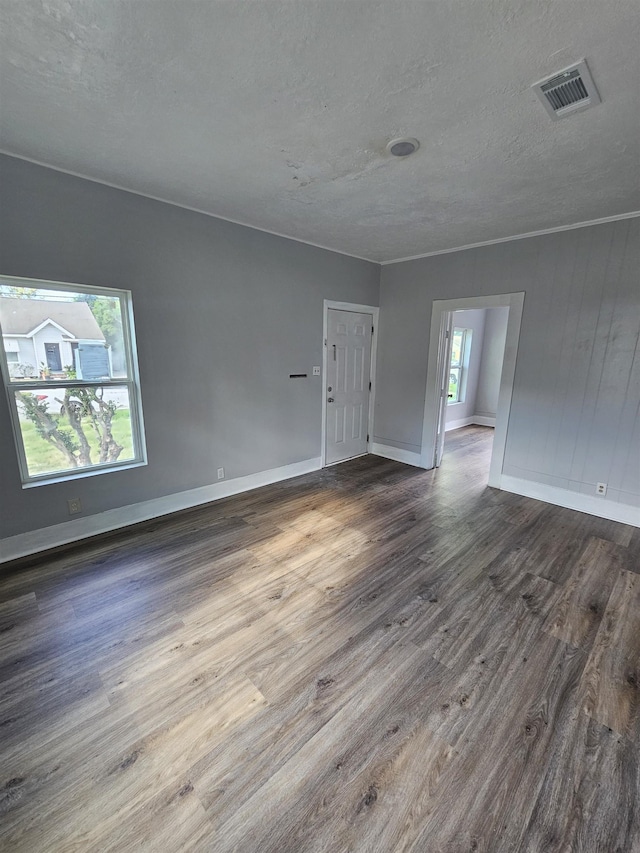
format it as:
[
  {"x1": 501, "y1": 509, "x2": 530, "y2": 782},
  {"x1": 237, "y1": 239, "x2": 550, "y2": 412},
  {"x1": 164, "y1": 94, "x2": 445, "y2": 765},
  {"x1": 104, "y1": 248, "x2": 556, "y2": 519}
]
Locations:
[{"x1": 0, "y1": 2, "x2": 639, "y2": 851}]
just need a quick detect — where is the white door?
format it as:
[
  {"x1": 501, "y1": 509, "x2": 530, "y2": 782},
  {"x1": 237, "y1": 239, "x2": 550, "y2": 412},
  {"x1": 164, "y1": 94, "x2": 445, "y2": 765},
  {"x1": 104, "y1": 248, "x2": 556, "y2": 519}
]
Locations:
[
  {"x1": 434, "y1": 311, "x2": 454, "y2": 467},
  {"x1": 325, "y1": 309, "x2": 372, "y2": 465}
]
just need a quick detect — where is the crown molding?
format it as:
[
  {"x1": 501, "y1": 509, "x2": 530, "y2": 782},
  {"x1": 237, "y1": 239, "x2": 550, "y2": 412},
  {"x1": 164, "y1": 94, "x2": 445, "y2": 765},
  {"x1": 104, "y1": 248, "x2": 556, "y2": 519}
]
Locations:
[
  {"x1": 0, "y1": 150, "x2": 377, "y2": 265},
  {"x1": 2, "y1": 151, "x2": 638, "y2": 267},
  {"x1": 380, "y1": 211, "x2": 640, "y2": 266}
]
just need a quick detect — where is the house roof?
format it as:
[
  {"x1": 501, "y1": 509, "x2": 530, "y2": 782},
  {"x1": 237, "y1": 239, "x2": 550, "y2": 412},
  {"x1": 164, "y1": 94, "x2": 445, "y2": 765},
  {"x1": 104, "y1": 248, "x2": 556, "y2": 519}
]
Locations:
[{"x1": 0, "y1": 297, "x2": 105, "y2": 341}]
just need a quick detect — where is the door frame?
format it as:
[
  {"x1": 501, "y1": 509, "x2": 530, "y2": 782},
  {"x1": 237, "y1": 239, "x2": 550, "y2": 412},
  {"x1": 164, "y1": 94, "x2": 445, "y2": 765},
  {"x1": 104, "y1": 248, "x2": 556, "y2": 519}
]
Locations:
[
  {"x1": 322, "y1": 300, "x2": 379, "y2": 468},
  {"x1": 433, "y1": 311, "x2": 454, "y2": 469},
  {"x1": 420, "y1": 292, "x2": 525, "y2": 487}
]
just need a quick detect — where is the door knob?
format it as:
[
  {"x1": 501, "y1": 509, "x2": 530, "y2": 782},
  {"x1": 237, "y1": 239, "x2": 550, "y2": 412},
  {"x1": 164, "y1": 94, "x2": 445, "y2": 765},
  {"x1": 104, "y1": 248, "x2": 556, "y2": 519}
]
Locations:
[{"x1": 327, "y1": 397, "x2": 334, "y2": 403}]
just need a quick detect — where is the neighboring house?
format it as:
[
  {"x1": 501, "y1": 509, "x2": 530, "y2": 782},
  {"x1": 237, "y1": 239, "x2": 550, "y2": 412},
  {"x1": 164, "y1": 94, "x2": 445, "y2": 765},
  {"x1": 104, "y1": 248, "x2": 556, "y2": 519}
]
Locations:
[{"x1": 0, "y1": 297, "x2": 107, "y2": 379}]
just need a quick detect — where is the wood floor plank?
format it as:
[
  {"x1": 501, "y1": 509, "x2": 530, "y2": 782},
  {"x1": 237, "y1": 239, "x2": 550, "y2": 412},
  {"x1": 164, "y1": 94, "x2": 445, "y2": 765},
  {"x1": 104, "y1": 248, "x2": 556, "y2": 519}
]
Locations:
[
  {"x1": 240, "y1": 555, "x2": 443, "y2": 704},
  {"x1": 0, "y1": 593, "x2": 38, "y2": 633},
  {"x1": 525, "y1": 713, "x2": 639, "y2": 853},
  {"x1": 4, "y1": 674, "x2": 265, "y2": 852},
  {"x1": 1, "y1": 426, "x2": 637, "y2": 852},
  {"x1": 210, "y1": 647, "x2": 447, "y2": 853},
  {"x1": 0, "y1": 668, "x2": 109, "y2": 759},
  {"x1": 542, "y1": 536, "x2": 622, "y2": 651},
  {"x1": 408, "y1": 636, "x2": 588, "y2": 853},
  {"x1": 516, "y1": 506, "x2": 633, "y2": 585},
  {"x1": 418, "y1": 594, "x2": 576, "y2": 752},
  {"x1": 323, "y1": 721, "x2": 455, "y2": 853},
  {"x1": 100, "y1": 569, "x2": 327, "y2": 699},
  {"x1": 98, "y1": 778, "x2": 214, "y2": 853},
  {"x1": 580, "y1": 568, "x2": 640, "y2": 740},
  {"x1": 193, "y1": 617, "x2": 447, "y2": 817},
  {"x1": 2, "y1": 665, "x2": 263, "y2": 843}
]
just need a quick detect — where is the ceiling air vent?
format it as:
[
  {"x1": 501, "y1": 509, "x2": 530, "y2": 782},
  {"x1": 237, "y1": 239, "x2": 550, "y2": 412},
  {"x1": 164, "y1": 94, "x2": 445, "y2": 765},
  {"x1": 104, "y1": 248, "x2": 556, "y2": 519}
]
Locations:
[{"x1": 532, "y1": 60, "x2": 601, "y2": 120}]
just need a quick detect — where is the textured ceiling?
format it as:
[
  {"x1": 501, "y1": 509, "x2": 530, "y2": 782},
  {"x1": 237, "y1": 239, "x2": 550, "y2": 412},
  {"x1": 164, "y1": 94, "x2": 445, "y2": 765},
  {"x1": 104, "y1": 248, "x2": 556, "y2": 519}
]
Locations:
[{"x1": 1, "y1": 0, "x2": 639, "y2": 262}]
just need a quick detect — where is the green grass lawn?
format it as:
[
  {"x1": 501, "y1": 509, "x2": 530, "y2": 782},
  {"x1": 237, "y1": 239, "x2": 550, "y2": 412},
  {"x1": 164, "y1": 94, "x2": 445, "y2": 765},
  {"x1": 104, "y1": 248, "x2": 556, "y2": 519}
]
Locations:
[{"x1": 19, "y1": 409, "x2": 135, "y2": 475}]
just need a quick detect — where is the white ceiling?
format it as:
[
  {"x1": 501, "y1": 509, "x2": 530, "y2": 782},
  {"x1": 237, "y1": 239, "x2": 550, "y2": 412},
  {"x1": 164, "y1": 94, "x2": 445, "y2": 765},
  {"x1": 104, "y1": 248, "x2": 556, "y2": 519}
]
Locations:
[{"x1": 1, "y1": 0, "x2": 639, "y2": 263}]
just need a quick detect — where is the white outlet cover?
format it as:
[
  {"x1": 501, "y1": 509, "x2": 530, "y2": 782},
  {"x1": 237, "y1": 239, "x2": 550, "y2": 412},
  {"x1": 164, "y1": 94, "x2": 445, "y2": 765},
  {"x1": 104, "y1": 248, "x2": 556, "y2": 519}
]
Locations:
[
  {"x1": 217, "y1": 467, "x2": 225, "y2": 479},
  {"x1": 312, "y1": 366, "x2": 321, "y2": 375}
]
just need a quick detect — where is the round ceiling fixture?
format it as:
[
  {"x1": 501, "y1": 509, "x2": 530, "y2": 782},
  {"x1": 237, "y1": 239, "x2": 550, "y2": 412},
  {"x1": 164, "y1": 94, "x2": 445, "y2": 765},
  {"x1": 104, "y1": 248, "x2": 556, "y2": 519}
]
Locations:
[{"x1": 386, "y1": 137, "x2": 420, "y2": 157}]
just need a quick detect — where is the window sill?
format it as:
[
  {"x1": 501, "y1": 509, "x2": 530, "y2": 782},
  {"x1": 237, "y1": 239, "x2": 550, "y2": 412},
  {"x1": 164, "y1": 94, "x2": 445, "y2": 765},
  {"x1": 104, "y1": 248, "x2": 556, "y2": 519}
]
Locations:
[{"x1": 21, "y1": 459, "x2": 147, "y2": 489}]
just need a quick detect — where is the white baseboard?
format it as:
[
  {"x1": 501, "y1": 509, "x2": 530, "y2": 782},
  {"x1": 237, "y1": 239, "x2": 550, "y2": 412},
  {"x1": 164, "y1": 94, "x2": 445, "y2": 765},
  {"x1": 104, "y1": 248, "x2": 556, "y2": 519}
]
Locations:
[
  {"x1": 370, "y1": 442, "x2": 423, "y2": 468},
  {"x1": 473, "y1": 416, "x2": 496, "y2": 427},
  {"x1": 446, "y1": 416, "x2": 496, "y2": 431},
  {"x1": 500, "y1": 475, "x2": 640, "y2": 528},
  {"x1": 6, "y1": 456, "x2": 635, "y2": 564},
  {"x1": 0, "y1": 456, "x2": 323, "y2": 564},
  {"x1": 445, "y1": 416, "x2": 474, "y2": 431}
]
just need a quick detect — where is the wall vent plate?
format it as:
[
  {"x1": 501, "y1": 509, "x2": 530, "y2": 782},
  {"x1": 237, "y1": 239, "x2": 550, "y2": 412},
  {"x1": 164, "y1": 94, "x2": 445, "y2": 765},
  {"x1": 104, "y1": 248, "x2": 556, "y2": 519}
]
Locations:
[{"x1": 532, "y1": 59, "x2": 600, "y2": 120}]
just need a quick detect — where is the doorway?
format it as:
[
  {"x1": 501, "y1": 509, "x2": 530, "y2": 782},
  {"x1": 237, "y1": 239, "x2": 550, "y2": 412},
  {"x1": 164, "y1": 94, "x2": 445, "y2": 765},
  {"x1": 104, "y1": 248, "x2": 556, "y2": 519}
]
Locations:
[
  {"x1": 420, "y1": 292, "x2": 524, "y2": 488},
  {"x1": 441, "y1": 306, "x2": 510, "y2": 481},
  {"x1": 322, "y1": 300, "x2": 379, "y2": 467}
]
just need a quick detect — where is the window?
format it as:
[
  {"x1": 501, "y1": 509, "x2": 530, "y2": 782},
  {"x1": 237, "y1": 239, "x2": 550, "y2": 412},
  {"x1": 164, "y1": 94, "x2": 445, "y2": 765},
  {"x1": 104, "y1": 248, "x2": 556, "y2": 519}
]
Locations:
[
  {"x1": 448, "y1": 327, "x2": 471, "y2": 403},
  {"x1": 0, "y1": 276, "x2": 146, "y2": 485}
]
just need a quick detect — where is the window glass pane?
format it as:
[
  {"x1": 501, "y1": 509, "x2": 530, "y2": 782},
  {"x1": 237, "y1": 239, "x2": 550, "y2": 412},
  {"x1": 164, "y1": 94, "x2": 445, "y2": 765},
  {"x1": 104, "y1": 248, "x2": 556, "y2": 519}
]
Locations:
[
  {"x1": 450, "y1": 329, "x2": 464, "y2": 367},
  {"x1": 449, "y1": 367, "x2": 460, "y2": 402},
  {"x1": 14, "y1": 385, "x2": 135, "y2": 477},
  {"x1": 0, "y1": 286, "x2": 128, "y2": 382}
]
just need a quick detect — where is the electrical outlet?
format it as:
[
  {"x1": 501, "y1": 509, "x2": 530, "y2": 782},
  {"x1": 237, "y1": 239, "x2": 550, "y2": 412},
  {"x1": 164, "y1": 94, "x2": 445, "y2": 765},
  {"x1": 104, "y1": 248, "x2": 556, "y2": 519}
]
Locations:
[
  {"x1": 596, "y1": 482, "x2": 607, "y2": 496},
  {"x1": 67, "y1": 497, "x2": 82, "y2": 515},
  {"x1": 312, "y1": 366, "x2": 321, "y2": 376},
  {"x1": 217, "y1": 467, "x2": 225, "y2": 480}
]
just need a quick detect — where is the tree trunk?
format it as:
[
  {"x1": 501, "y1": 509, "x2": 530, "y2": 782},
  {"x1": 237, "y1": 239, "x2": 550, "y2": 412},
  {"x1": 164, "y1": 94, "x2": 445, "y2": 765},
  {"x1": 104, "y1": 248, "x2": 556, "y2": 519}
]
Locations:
[
  {"x1": 59, "y1": 393, "x2": 93, "y2": 466},
  {"x1": 17, "y1": 393, "x2": 79, "y2": 468}
]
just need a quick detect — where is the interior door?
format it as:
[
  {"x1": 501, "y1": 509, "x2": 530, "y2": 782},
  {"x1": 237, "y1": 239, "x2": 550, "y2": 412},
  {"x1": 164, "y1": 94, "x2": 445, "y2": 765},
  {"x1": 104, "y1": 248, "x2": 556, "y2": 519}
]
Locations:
[
  {"x1": 325, "y1": 309, "x2": 372, "y2": 465},
  {"x1": 434, "y1": 311, "x2": 454, "y2": 467}
]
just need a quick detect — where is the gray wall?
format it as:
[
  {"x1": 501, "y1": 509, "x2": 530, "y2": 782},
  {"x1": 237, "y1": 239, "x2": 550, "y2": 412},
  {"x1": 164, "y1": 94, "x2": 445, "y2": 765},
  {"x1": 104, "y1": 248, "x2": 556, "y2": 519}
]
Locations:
[
  {"x1": 475, "y1": 306, "x2": 509, "y2": 420},
  {"x1": 375, "y1": 218, "x2": 640, "y2": 508},
  {"x1": 445, "y1": 308, "x2": 486, "y2": 425},
  {"x1": 0, "y1": 155, "x2": 379, "y2": 539}
]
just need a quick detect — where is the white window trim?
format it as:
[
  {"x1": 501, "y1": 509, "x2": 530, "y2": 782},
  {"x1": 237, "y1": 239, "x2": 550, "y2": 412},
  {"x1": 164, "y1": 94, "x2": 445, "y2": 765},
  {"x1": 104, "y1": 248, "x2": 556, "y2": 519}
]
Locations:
[
  {"x1": 0, "y1": 274, "x2": 147, "y2": 487},
  {"x1": 449, "y1": 326, "x2": 474, "y2": 405},
  {"x1": 448, "y1": 327, "x2": 467, "y2": 404}
]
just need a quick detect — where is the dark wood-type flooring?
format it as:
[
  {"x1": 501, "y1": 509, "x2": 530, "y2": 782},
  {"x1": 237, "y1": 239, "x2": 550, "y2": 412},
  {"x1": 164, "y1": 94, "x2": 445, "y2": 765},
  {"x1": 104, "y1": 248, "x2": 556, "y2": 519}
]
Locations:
[{"x1": 1, "y1": 426, "x2": 639, "y2": 852}]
